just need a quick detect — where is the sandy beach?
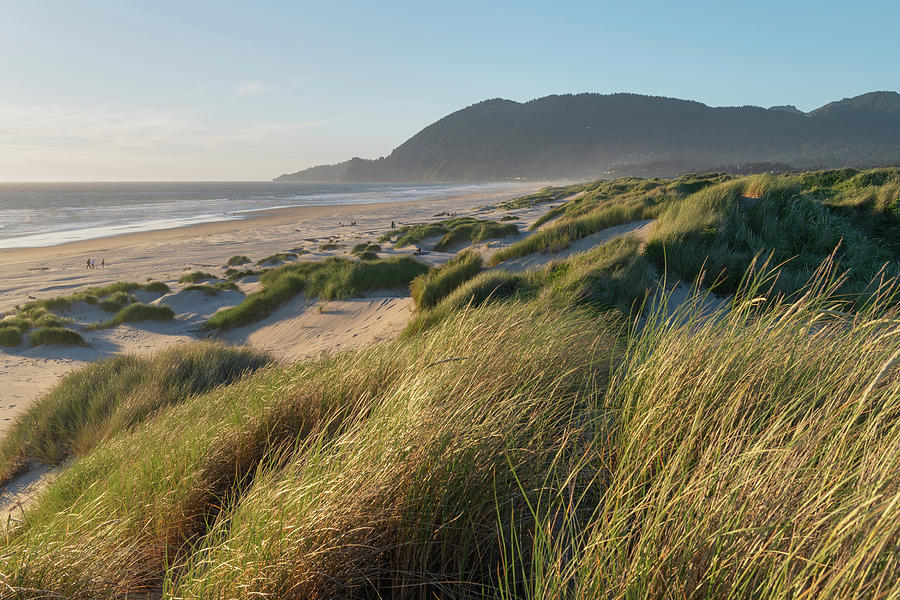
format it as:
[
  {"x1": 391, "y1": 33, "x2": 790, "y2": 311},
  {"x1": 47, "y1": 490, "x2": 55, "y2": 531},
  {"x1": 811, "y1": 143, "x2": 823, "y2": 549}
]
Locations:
[{"x1": 0, "y1": 183, "x2": 549, "y2": 435}]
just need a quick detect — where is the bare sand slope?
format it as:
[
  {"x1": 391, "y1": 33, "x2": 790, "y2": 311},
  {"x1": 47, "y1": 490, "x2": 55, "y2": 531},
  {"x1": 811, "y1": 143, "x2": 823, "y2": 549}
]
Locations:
[{"x1": 220, "y1": 293, "x2": 413, "y2": 362}]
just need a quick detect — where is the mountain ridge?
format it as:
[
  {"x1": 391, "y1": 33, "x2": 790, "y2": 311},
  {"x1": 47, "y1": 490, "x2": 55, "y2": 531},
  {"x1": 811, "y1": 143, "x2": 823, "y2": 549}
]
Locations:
[{"x1": 276, "y1": 91, "x2": 900, "y2": 182}]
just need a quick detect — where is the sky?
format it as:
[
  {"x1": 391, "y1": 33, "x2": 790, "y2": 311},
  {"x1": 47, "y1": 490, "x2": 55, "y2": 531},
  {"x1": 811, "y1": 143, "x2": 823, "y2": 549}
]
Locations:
[{"x1": 1, "y1": 0, "x2": 898, "y2": 181}]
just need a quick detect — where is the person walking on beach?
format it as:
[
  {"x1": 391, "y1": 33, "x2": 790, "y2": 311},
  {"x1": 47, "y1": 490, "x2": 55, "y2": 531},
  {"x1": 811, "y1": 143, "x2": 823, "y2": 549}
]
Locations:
[
  {"x1": 86, "y1": 258, "x2": 92, "y2": 269},
  {"x1": 100, "y1": 258, "x2": 105, "y2": 269},
  {"x1": 90, "y1": 258, "x2": 96, "y2": 269}
]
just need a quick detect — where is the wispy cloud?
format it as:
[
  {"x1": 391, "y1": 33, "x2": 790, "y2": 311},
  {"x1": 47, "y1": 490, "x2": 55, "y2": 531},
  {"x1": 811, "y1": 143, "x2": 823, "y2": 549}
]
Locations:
[
  {"x1": 236, "y1": 81, "x2": 280, "y2": 96},
  {"x1": 0, "y1": 103, "x2": 351, "y2": 152}
]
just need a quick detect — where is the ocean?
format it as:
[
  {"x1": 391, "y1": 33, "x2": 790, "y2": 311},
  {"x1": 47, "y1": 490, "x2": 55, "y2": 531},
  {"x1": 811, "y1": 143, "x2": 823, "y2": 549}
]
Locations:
[{"x1": 0, "y1": 181, "x2": 510, "y2": 249}]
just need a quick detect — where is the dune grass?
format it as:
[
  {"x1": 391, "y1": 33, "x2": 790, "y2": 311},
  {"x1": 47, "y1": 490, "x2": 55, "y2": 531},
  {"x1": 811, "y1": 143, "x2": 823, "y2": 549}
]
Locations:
[
  {"x1": 495, "y1": 262, "x2": 900, "y2": 598},
  {"x1": 410, "y1": 249, "x2": 483, "y2": 309},
  {"x1": 20, "y1": 281, "x2": 168, "y2": 314},
  {"x1": 351, "y1": 242, "x2": 382, "y2": 255},
  {"x1": 406, "y1": 235, "x2": 651, "y2": 336},
  {"x1": 256, "y1": 252, "x2": 298, "y2": 266},
  {"x1": 381, "y1": 217, "x2": 519, "y2": 251},
  {"x1": 181, "y1": 281, "x2": 240, "y2": 295},
  {"x1": 178, "y1": 271, "x2": 217, "y2": 284},
  {"x1": 226, "y1": 254, "x2": 251, "y2": 266},
  {"x1": 0, "y1": 326, "x2": 23, "y2": 347},
  {"x1": 98, "y1": 290, "x2": 134, "y2": 312},
  {"x1": 5, "y1": 258, "x2": 900, "y2": 597},
  {"x1": 0, "y1": 342, "x2": 272, "y2": 483},
  {"x1": 28, "y1": 326, "x2": 87, "y2": 348},
  {"x1": 88, "y1": 303, "x2": 175, "y2": 330},
  {"x1": 0, "y1": 301, "x2": 618, "y2": 597},
  {"x1": 645, "y1": 172, "x2": 900, "y2": 298},
  {"x1": 142, "y1": 280, "x2": 170, "y2": 294},
  {"x1": 4, "y1": 169, "x2": 900, "y2": 598},
  {"x1": 205, "y1": 256, "x2": 429, "y2": 330}
]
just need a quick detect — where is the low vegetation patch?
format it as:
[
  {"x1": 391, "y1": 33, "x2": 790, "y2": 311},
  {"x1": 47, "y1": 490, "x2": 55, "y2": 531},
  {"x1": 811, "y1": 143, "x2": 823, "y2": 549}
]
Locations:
[
  {"x1": 28, "y1": 326, "x2": 86, "y2": 347},
  {"x1": 380, "y1": 217, "x2": 518, "y2": 251},
  {"x1": 181, "y1": 281, "x2": 240, "y2": 295},
  {"x1": 225, "y1": 267, "x2": 268, "y2": 280},
  {"x1": 205, "y1": 256, "x2": 429, "y2": 330},
  {"x1": 178, "y1": 271, "x2": 217, "y2": 284},
  {"x1": 226, "y1": 254, "x2": 251, "y2": 266},
  {"x1": 0, "y1": 326, "x2": 23, "y2": 347},
  {"x1": 89, "y1": 303, "x2": 175, "y2": 329},
  {"x1": 318, "y1": 242, "x2": 343, "y2": 251},
  {"x1": 410, "y1": 249, "x2": 483, "y2": 309},
  {"x1": 98, "y1": 290, "x2": 135, "y2": 312},
  {"x1": 21, "y1": 281, "x2": 168, "y2": 313},
  {"x1": 256, "y1": 252, "x2": 298, "y2": 265}
]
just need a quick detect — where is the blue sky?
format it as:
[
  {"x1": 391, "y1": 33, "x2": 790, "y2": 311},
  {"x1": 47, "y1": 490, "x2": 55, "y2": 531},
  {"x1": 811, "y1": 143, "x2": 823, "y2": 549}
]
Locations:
[{"x1": 1, "y1": 0, "x2": 897, "y2": 181}]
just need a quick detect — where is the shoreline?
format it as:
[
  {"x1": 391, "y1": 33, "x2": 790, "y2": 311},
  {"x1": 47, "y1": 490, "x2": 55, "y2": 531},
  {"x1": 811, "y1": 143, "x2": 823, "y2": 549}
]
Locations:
[{"x1": 0, "y1": 184, "x2": 542, "y2": 266}]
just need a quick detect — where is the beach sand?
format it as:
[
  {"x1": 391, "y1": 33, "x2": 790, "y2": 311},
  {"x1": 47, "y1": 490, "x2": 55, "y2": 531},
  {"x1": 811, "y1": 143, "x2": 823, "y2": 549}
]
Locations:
[{"x1": 0, "y1": 183, "x2": 551, "y2": 435}]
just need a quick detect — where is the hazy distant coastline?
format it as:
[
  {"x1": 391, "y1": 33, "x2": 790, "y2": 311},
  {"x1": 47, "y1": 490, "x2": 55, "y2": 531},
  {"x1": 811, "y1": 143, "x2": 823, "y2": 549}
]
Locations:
[{"x1": 0, "y1": 181, "x2": 517, "y2": 249}]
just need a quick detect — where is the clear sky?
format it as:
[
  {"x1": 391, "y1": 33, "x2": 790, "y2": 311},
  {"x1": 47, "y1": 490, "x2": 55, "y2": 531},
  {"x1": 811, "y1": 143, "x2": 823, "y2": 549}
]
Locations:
[{"x1": 2, "y1": 0, "x2": 897, "y2": 181}]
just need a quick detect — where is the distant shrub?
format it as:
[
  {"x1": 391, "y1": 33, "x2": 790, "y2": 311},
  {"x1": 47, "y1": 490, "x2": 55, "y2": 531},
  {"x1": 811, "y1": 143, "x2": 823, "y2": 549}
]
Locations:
[
  {"x1": 318, "y1": 243, "x2": 342, "y2": 251},
  {"x1": 357, "y1": 251, "x2": 379, "y2": 261}
]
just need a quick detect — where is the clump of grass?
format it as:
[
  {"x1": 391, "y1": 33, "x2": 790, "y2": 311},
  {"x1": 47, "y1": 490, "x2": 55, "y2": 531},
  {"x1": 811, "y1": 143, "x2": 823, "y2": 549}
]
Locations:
[
  {"x1": 206, "y1": 257, "x2": 428, "y2": 330},
  {"x1": 226, "y1": 255, "x2": 251, "y2": 266},
  {"x1": 178, "y1": 271, "x2": 217, "y2": 284},
  {"x1": 500, "y1": 214, "x2": 518, "y2": 221},
  {"x1": 23, "y1": 308, "x2": 73, "y2": 329},
  {"x1": 0, "y1": 326, "x2": 23, "y2": 346},
  {"x1": 410, "y1": 249, "x2": 483, "y2": 309},
  {"x1": 351, "y1": 243, "x2": 382, "y2": 259},
  {"x1": 89, "y1": 303, "x2": 175, "y2": 329},
  {"x1": 142, "y1": 280, "x2": 170, "y2": 294},
  {"x1": 0, "y1": 342, "x2": 272, "y2": 482},
  {"x1": 21, "y1": 281, "x2": 165, "y2": 313},
  {"x1": 98, "y1": 290, "x2": 134, "y2": 312},
  {"x1": 256, "y1": 252, "x2": 298, "y2": 266},
  {"x1": 28, "y1": 327, "x2": 86, "y2": 347},
  {"x1": 182, "y1": 281, "x2": 240, "y2": 296},
  {"x1": 381, "y1": 217, "x2": 518, "y2": 251},
  {"x1": 225, "y1": 267, "x2": 267, "y2": 280},
  {"x1": 318, "y1": 242, "x2": 342, "y2": 251}
]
